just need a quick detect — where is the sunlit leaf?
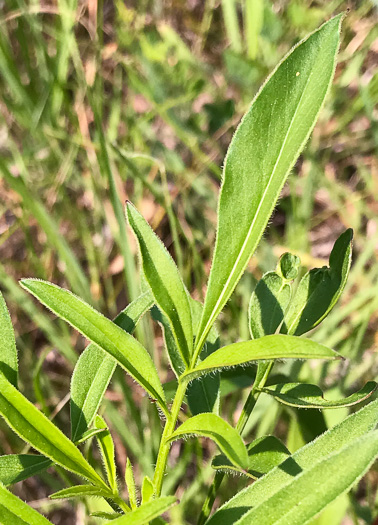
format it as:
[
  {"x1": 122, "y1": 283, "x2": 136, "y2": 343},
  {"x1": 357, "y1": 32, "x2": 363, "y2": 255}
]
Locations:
[
  {"x1": 0, "y1": 455, "x2": 51, "y2": 486},
  {"x1": 0, "y1": 291, "x2": 18, "y2": 387},
  {"x1": 0, "y1": 481, "x2": 52, "y2": 524},
  {"x1": 111, "y1": 496, "x2": 178, "y2": 524},
  {"x1": 95, "y1": 416, "x2": 118, "y2": 493}
]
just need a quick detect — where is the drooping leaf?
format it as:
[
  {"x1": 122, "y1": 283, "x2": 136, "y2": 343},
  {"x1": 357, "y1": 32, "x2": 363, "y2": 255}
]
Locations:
[
  {"x1": 0, "y1": 455, "x2": 51, "y2": 486},
  {"x1": 261, "y1": 381, "x2": 377, "y2": 409},
  {"x1": 49, "y1": 485, "x2": 114, "y2": 500},
  {"x1": 167, "y1": 413, "x2": 248, "y2": 470},
  {"x1": 0, "y1": 291, "x2": 18, "y2": 387},
  {"x1": 0, "y1": 481, "x2": 53, "y2": 524},
  {"x1": 141, "y1": 475, "x2": 154, "y2": 505},
  {"x1": 95, "y1": 416, "x2": 118, "y2": 493},
  {"x1": 127, "y1": 202, "x2": 193, "y2": 367},
  {"x1": 0, "y1": 373, "x2": 107, "y2": 488},
  {"x1": 233, "y1": 431, "x2": 378, "y2": 525},
  {"x1": 111, "y1": 496, "x2": 178, "y2": 524},
  {"x1": 207, "y1": 398, "x2": 378, "y2": 525},
  {"x1": 283, "y1": 229, "x2": 353, "y2": 336},
  {"x1": 196, "y1": 15, "x2": 343, "y2": 354},
  {"x1": 249, "y1": 272, "x2": 291, "y2": 339},
  {"x1": 20, "y1": 280, "x2": 167, "y2": 417},
  {"x1": 212, "y1": 435, "x2": 290, "y2": 478},
  {"x1": 183, "y1": 335, "x2": 340, "y2": 383}
]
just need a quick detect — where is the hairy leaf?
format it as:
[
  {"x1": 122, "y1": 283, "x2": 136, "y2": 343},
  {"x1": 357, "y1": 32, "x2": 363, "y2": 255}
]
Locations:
[
  {"x1": 20, "y1": 280, "x2": 167, "y2": 416},
  {"x1": 95, "y1": 416, "x2": 117, "y2": 493},
  {"x1": 50, "y1": 485, "x2": 114, "y2": 500},
  {"x1": 0, "y1": 291, "x2": 18, "y2": 386},
  {"x1": 0, "y1": 481, "x2": 52, "y2": 524},
  {"x1": 0, "y1": 455, "x2": 51, "y2": 486},
  {"x1": 167, "y1": 413, "x2": 248, "y2": 470},
  {"x1": 111, "y1": 496, "x2": 178, "y2": 524},
  {"x1": 196, "y1": 15, "x2": 343, "y2": 354},
  {"x1": 127, "y1": 202, "x2": 193, "y2": 366},
  {"x1": 261, "y1": 381, "x2": 377, "y2": 409}
]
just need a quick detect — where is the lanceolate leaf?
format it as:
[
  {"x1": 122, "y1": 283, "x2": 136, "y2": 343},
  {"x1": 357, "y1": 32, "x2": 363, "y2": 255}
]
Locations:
[
  {"x1": 0, "y1": 481, "x2": 53, "y2": 524},
  {"x1": 95, "y1": 416, "x2": 118, "y2": 493},
  {"x1": 283, "y1": 229, "x2": 353, "y2": 335},
  {"x1": 167, "y1": 413, "x2": 248, "y2": 470},
  {"x1": 183, "y1": 335, "x2": 340, "y2": 383},
  {"x1": 70, "y1": 291, "x2": 154, "y2": 442},
  {"x1": 207, "y1": 398, "x2": 378, "y2": 525},
  {"x1": 196, "y1": 15, "x2": 343, "y2": 354},
  {"x1": 261, "y1": 381, "x2": 377, "y2": 409},
  {"x1": 249, "y1": 272, "x2": 291, "y2": 339},
  {"x1": 127, "y1": 202, "x2": 193, "y2": 367},
  {"x1": 49, "y1": 485, "x2": 115, "y2": 500},
  {"x1": 233, "y1": 432, "x2": 378, "y2": 525},
  {"x1": 0, "y1": 455, "x2": 51, "y2": 486},
  {"x1": 0, "y1": 374, "x2": 106, "y2": 488},
  {"x1": 20, "y1": 280, "x2": 167, "y2": 416},
  {"x1": 111, "y1": 496, "x2": 178, "y2": 524},
  {"x1": 0, "y1": 291, "x2": 18, "y2": 386},
  {"x1": 212, "y1": 435, "x2": 290, "y2": 478}
]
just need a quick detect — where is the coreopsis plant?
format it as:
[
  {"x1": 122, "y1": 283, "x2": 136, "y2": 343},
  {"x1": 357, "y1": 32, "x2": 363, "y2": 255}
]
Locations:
[{"x1": 0, "y1": 14, "x2": 377, "y2": 525}]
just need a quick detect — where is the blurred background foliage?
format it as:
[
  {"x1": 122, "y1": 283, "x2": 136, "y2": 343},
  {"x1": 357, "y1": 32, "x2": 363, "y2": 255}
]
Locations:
[{"x1": 0, "y1": 0, "x2": 377, "y2": 523}]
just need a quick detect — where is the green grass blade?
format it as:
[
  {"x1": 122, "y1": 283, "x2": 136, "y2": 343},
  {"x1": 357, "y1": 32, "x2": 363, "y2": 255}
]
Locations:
[
  {"x1": 207, "y1": 398, "x2": 378, "y2": 524},
  {"x1": 167, "y1": 413, "x2": 248, "y2": 470},
  {"x1": 70, "y1": 291, "x2": 154, "y2": 442},
  {"x1": 20, "y1": 279, "x2": 167, "y2": 416},
  {"x1": 244, "y1": 0, "x2": 264, "y2": 60},
  {"x1": 0, "y1": 374, "x2": 106, "y2": 488},
  {"x1": 234, "y1": 432, "x2": 378, "y2": 525},
  {"x1": 183, "y1": 335, "x2": 340, "y2": 382},
  {"x1": 0, "y1": 481, "x2": 52, "y2": 524},
  {"x1": 195, "y1": 15, "x2": 343, "y2": 357},
  {"x1": 127, "y1": 202, "x2": 193, "y2": 367},
  {"x1": 0, "y1": 455, "x2": 51, "y2": 486},
  {"x1": 0, "y1": 291, "x2": 18, "y2": 386}
]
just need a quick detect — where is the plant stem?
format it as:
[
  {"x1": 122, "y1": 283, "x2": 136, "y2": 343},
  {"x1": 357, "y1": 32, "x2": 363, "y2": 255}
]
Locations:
[
  {"x1": 153, "y1": 380, "x2": 188, "y2": 496},
  {"x1": 197, "y1": 361, "x2": 274, "y2": 525}
]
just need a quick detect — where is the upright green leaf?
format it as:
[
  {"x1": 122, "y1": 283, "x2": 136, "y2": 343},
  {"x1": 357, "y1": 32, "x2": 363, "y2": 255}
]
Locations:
[
  {"x1": 261, "y1": 381, "x2": 377, "y2": 409},
  {"x1": 167, "y1": 413, "x2": 248, "y2": 470},
  {"x1": 0, "y1": 374, "x2": 106, "y2": 488},
  {"x1": 196, "y1": 15, "x2": 343, "y2": 355},
  {"x1": 207, "y1": 398, "x2": 378, "y2": 525},
  {"x1": 20, "y1": 280, "x2": 167, "y2": 416},
  {"x1": 70, "y1": 291, "x2": 154, "y2": 442},
  {"x1": 183, "y1": 335, "x2": 340, "y2": 383},
  {"x1": 127, "y1": 202, "x2": 193, "y2": 367},
  {"x1": 125, "y1": 458, "x2": 138, "y2": 510},
  {"x1": 233, "y1": 432, "x2": 378, "y2": 525},
  {"x1": 0, "y1": 291, "x2": 18, "y2": 386},
  {"x1": 0, "y1": 481, "x2": 53, "y2": 524},
  {"x1": 111, "y1": 496, "x2": 178, "y2": 524},
  {"x1": 284, "y1": 229, "x2": 353, "y2": 335},
  {"x1": 0, "y1": 455, "x2": 51, "y2": 486},
  {"x1": 141, "y1": 475, "x2": 154, "y2": 505},
  {"x1": 95, "y1": 416, "x2": 118, "y2": 493}
]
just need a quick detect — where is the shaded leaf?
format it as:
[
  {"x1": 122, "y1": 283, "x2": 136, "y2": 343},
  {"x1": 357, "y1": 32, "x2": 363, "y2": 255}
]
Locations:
[
  {"x1": 0, "y1": 455, "x2": 51, "y2": 486},
  {"x1": 127, "y1": 202, "x2": 193, "y2": 366},
  {"x1": 20, "y1": 280, "x2": 167, "y2": 417},
  {"x1": 283, "y1": 229, "x2": 353, "y2": 335},
  {"x1": 183, "y1": 335, "x2": 340, "y2": 383},
  {"x1": 277, "y1": 253, "x2": 301, "y2": 281},
  {"x1": 196, "y1": 15, "x2": 343, "y2": 354},
  {"x1": 0, "y1": 291, "x2": 18, "y2": 387},
  {"x1": 261, "y1": 381, "x2": 377, "y2": 409},
  {"x1": 167, "y1": 413, "x2": 248, "y2": 470},
  {"x1": 111, "y1": 496, "x2": 178, "y2": 524},
  {"x1": 212, "y1": 435, "x2": 290, "y2": 478},
  {"x1": 0, "y1": 481, "x2": 52, "y2": 524}
]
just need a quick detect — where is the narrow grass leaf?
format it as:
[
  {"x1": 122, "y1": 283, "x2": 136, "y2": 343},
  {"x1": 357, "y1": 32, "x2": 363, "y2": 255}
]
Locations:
[
  {"x1": 234, "y1": 432, "x2": 378, "y2": 525},
  {"x1": 0, "y1": 374, "x2": 106, "y2": 488},
  {"x1": 261, "y1": 381, "x2": 377, "y2": 409},
  {"x1": 183, "y1": 335, "x2": 340, "y2": 382},
  {"x1": 127, "y1": 203, "x2": 193, "y2": 367},
  {"x1": 95, "y1": 416, "x2": 118, "y2": 493},
  {"x1": 20, "y1": 280, "x2": 167, "y2": 416},
  {"x1": 0, "y1": 291, "x2": 18, "y2": 386},
  {"x1": 0, "y1": 455, "x2": 51, "y2": 486},
  {"x1": 111, "y1": 496, "x2": 178, "y2": 524},
  {"x1": 212, "y1": 435, "x2": 290, "y2": 478},
  {"x1": 196, "y1": 15, "x2": 343, "y2": 355},
  {"x1": 207, "y1": 398, "x2": 378, "y2": 525},
  {"x1": 167, "y1": 413, "x2": 248, "y2": 470},
  {"x1": 0, "y1": 481, "x2": 52, "y2": 524},
  {"x1": 284, "y1": 229, "x2": 353, "y2": 335},
  {"x1": 70, "y1": 291, "x2": 154, "y2": 442}
]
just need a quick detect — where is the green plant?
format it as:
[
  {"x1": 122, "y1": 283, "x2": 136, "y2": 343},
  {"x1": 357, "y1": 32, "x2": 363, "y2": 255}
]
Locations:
[{"x1": 0, "y1": 14, "x2": 377, "y2": 525}]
